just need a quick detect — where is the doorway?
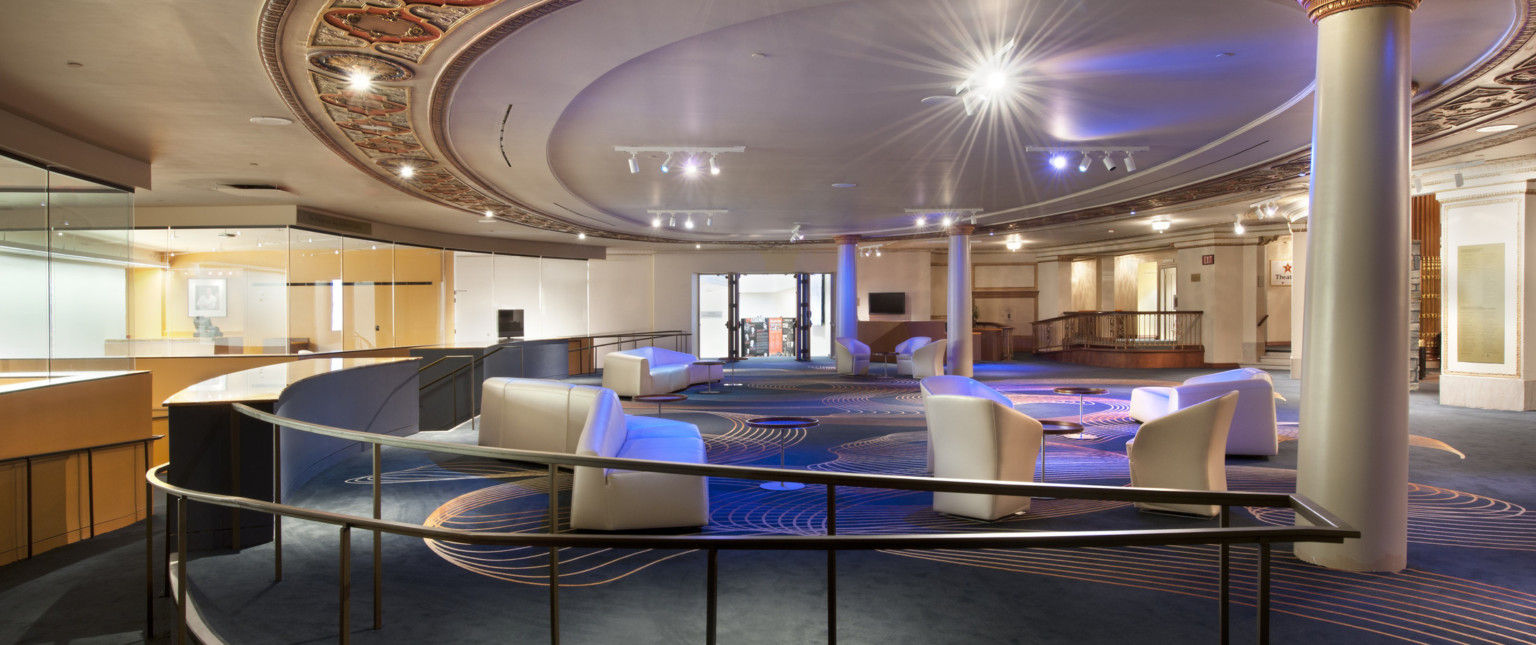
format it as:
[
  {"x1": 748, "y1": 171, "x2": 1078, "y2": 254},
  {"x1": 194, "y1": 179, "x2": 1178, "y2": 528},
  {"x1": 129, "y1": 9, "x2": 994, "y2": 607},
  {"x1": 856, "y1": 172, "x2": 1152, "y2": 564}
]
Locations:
[{"x1": 697, "y1": 273, "x2": 832, "y2": 359}]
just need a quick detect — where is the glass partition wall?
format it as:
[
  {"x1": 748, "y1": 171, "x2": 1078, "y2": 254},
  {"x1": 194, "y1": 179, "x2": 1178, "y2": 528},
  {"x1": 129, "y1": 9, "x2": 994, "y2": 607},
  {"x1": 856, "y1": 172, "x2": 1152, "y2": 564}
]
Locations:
[{"x1": 0, "y1": 154, "x2": 134, "y2": 380}]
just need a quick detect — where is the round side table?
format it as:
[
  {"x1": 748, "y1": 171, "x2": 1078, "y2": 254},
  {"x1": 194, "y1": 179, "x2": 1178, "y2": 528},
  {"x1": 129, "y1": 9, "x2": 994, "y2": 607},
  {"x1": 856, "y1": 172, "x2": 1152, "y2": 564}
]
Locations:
[
  {"x1": 633, "y1": 393, "x2": 687, "y2": 415},
  {"x1": 746, "y1": 416, "x2": 820, "y2": 491},
  {"x1": 693, "y1": 360, "x2": 724, "y2": 393},
  {"x1": 1052, "y1": 387, "x2": 1108, "y2": 439},
  {"x1": 1037, "y1": 420, "x2": 1082, "y2": 487},
  {"x1": 720, "y1": 357, "x2": 746, "y2": 387},
  {"x1": 870, "y1": 351, "x2": 896, "y2": 378}
]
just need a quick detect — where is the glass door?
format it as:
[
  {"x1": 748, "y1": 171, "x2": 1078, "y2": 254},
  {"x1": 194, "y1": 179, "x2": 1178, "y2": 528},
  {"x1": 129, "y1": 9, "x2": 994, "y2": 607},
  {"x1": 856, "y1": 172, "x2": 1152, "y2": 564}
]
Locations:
[{"x1": 698, "y1": 273, "x2": 834, "y2": 359}]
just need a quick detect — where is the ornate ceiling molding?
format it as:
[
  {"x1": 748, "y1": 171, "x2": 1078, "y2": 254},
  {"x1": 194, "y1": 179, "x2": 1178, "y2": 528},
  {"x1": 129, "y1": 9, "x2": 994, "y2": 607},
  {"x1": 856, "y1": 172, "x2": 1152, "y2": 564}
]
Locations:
[{"x1": 261, "y1": 0, "x2": 1536, "y2": 246}]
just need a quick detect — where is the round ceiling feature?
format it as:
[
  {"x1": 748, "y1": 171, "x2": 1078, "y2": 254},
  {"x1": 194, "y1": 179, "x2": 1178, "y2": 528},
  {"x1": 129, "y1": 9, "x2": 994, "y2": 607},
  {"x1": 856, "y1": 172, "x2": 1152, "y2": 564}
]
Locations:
[
  {"x1": 831, "y1": 183, "x2": 857, "y2": 188},
  {"x1": 249, "y1": 116, "x2": 293, "y2": 126},
  {"x1": 1476, "y1": 124, "x2": 1519, "y2": 133}
]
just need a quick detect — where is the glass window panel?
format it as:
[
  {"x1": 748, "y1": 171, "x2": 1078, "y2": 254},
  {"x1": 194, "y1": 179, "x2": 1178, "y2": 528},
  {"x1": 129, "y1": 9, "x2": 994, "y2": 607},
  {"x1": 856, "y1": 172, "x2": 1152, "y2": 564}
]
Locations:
[
  {"x1": 540, "y1": 258, "x2": 588, "y2": 339},
  {"x1": 158, "y1": 227, "x2": 288, "y2": 355},
  {"x1": 47, "y1": 170, "x2": 132, "y2": 370},
  {"x1": 453, "y1": 251, "x2": 496, "y2": 344},
  {"x1": 342, "y1": 238, "x2": 393, "y2": 350},
  {"x1": 493, "y1": 255, "x2": 540, "y2": 337},
  {"x1": 393, "y1": 245, "x2": 445, "y2": 346},
  {"x1": 289, "y1": 231, "x2": 343, "y2": 352},
  {"x1": 0, "y1": 155, "x2": 51, "y2": 374},
  {"x1": 698, "y1": 274, "x2": 729, "y2": 359}
]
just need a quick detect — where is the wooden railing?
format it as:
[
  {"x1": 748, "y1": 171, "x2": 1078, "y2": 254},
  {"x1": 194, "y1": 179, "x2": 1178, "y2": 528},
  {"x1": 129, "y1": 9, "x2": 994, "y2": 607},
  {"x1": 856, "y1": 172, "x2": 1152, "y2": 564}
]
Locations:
[{"x1": 1033, "y1": 311, "x2": 1203, "y2": 352}]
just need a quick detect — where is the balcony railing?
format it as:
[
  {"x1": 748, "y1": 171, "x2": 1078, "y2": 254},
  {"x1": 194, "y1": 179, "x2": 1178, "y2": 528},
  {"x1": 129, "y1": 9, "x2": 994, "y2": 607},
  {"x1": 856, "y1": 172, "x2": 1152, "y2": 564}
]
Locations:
[{"x1": 1033, "y1": 311, "x2": 1203, "y2": 352}]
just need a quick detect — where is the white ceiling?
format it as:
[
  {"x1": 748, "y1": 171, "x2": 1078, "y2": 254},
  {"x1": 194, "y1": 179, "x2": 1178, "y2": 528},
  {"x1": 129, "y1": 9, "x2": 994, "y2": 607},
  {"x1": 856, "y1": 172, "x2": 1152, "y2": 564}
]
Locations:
[{"x1": 0, "y1": 0, "x2": 1526, "y2": 252}]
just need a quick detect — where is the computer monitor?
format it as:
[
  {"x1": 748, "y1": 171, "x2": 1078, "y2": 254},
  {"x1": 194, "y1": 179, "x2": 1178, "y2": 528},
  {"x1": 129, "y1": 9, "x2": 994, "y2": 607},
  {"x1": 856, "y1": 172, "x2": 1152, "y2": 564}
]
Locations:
[{"x1": 497, "y1": 309, "x2": 524, "y2": 338}]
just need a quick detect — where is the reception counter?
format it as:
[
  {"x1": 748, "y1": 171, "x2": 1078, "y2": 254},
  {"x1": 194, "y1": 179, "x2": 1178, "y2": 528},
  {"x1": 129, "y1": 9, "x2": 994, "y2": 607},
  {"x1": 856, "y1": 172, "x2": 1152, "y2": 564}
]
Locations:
[{"x1": 165, "y1": 357, "x2": 419, "y2": 550}]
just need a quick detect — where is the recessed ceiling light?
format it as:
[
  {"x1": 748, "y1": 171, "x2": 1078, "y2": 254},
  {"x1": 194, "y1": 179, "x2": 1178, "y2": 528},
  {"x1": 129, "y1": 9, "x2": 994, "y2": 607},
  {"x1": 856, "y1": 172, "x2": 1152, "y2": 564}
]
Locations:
[
  {"x1": 831, "y1": 183, "x2": 857, "y2": 188},
  {"x1": 249, "y1": 116, "x2": 292, "y2": 126},
  {"x1": 1107, "y1": 229, "x2": 1115, "y2": 233},
  {"x1": 1477, "y1": 124, "x2": 1519, "y2": 133},
  {"x1": 751, "y1": 53, "x2": 770, "y2": 58},
  {"x1": 65, "y1": 61, "x2": 83, "y2": 68}
]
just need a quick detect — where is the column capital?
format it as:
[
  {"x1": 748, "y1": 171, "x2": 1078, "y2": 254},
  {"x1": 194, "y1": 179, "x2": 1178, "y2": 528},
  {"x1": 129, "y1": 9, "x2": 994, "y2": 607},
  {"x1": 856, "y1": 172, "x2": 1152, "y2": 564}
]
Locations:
[
  {"x1": 947, "y1": 224, "x2": 975, "y2": 237},
  {"x1": 1297, "y1": 0, "x2": 1419, "y2": 23},
  {"x1": 833, "y1": 234, "x2": 861, "y2": 246}
]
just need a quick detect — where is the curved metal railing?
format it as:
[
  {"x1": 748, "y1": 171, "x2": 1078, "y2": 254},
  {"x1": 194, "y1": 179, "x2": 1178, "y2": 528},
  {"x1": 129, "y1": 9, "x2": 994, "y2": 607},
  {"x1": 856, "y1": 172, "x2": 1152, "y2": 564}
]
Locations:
[{"x1": 146, "y1": 403, "x2": 1356, "y2": 645}]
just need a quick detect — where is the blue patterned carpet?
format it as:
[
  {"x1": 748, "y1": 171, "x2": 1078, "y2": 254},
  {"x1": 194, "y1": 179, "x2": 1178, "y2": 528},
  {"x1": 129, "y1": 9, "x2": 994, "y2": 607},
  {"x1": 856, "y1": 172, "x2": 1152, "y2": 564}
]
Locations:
[{"x1": 103, "y1": 358, "x2": 1536, "y2": 643}]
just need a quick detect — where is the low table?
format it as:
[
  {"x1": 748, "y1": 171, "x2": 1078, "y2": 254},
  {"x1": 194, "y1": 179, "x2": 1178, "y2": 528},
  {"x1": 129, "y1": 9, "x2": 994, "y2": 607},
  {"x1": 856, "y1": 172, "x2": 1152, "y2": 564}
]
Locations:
[
  {"x1": 747, "y1": 416, "x2": 820, "y2": 491},
  {"x1": 1053, "y1": 386, "x2": 1108, "y2": 439},
  {"x1": 870, "y1": 351, "x2": 896, "y2": 378},
  {"x1": 1037, "y1": 420, "x2": 1082, "y2": 486},
  {"x1": 693, "y1": 360, "x2": 724, "y2": 393},
  {"x1": 720, "y1": 357, "x2": 746, "y2": 387},
  {"x1": 633, "y1": 393, "x2": 687, "y2": 415}
]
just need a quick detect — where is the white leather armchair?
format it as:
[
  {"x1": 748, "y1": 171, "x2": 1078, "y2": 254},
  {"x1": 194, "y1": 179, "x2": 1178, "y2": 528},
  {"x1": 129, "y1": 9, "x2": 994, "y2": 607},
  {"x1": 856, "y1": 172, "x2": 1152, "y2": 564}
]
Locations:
[
  {"x1": 570, "y1": 388, "x2": 710, "y2": 531},
  {"x1": 1125, "y1": 391, "x2": 1238, "y2": 517},
  {"x1": 921, "y1": 375, "x2": 1042, "y2": 520},
  {"x1": 1129, "y1": 368, "x2": 1279, "y2": 456},
  {"x1": 911, "y1": 339, "x2": 947, "y2": 378},
  {"x1": 601, "y1": 346, "x2": 722, "y2": 397},
  {"x1": 834, "y1": 337, "x2": 870, "y2": 375},
  {"x1": 893, "y1": 336, "x2": 932, "y2": 376}
]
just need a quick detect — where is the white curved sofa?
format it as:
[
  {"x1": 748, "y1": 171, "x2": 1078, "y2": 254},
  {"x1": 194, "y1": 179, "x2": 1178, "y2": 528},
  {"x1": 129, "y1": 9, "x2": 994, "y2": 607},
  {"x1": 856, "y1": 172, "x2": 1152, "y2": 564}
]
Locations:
[
  {"x1": 920, "y1": 375, "x2": 1043, "y2": 520},
  {"x1": 1126, "y1": 391, "x2": 1237, "y2": 517},
  {"x1": 894, "y1": 337, "x2": 931, "y2": 375},
  {"x1": 911, "y1": 339, "x2": 947, "y2": 379},
  {"x1": 834, "y1": 337, "x2": 870, "y2": 375},
  {"x1": 477, "y1": 377, "x2": 709, "y2": 531},
  {"x1": 601, "y1": 346, "x2": 722, "y2": 397},
  {"x1": 1128, "y1": 368, "x2": 1279, "y2": 456}
]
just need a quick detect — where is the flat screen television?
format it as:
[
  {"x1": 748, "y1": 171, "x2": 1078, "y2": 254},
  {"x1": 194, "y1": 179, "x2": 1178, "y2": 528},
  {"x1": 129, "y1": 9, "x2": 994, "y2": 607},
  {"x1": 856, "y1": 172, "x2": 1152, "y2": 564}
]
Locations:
[
  {"x1": 868, "y1": 292, "x2": 906, "y2": 315},
  {"x1": 497, "y1": 309, "x2": 525, "y2": 338}
]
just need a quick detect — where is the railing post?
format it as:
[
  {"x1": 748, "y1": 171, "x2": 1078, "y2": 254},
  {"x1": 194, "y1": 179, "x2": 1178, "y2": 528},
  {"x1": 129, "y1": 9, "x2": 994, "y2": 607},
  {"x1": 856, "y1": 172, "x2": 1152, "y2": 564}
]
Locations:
[
  {"x1": 549, "y1": 544, "x2": 561, "y2": 645},
  {"x1": 1219, "y1": 507, "x2": 1230, "y2": 645},
  {"x1": 1257, "y1": 540, "x2": 1271, "y2": 645},
  {"x1": 706, "y1": 548, "x2": 718, "y2": 645},
  {"x1": 340, "y1": 523, "x2": 351, "y2": 645},
  {"x1": 273, "y1": 423, "x2": 283, "y2": 582},
  {"x1": 176, "y1": 495, "x2": 187, "y2": 645},
  {"x1": 24, "y1": 457, "x2": 32, "y2": 559},
  {"x1": 229, "y1": 407, "x2": 241, "y2": 550},
  {"x1": 372, "y1": 443, "x2": 383, "y2": 630},
  {"x1": 547, "y1": 464, "x2": 559, "y2": 533},
  {"x1": 827, "y1": 484, "x2": 837, "y2": 645},
  {"x1": 144, "y1": 443, "x2": 154, "y2": 640}
]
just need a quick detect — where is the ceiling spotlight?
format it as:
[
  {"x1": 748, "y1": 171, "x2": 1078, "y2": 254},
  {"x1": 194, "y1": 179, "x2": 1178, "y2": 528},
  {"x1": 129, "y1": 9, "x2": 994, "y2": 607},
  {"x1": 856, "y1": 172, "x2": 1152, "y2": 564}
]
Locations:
[
  {"x1": 669, "y1": 214, "x2": 677, "y2": 227},
  {"x1": 398, "y1": 165, "x2": 415, "y2": 179},
  {"x1": 970, "y1": 214, "x2": 977, "y2": 225},
  {"x1": 578, "y1": 232, "x2": 586, "y2": 240},
  {"x1": 684, "y1": 215, "x2": 694, "y2": 229},
  {"x1": 863, "y1": 249, "x2": 870, "y2": 257},
  {"x1": 1049, "y1": 154, "x2": 1068, "y2": 170},
  {"x1": 1123, "y1": 152, "x2": 1137, "y2": 173},
  {"x1": 709, "y1": 154, "x2": 720, "y2": 176},
  {"x1": 1078, "y1": 153, "x2": 1091, "y2": 173},
  {"x1": 790, "y1": 224, "x2": 802, "y2": 241},
  {"x1": 484, "y1": 210, "x2": 494, "y2": 217},
  {"x1": 627, "y1": 154, "x2": 639, "y2": 174},
  {"x1": 1101, "y1": 153, "x2": 1118, "y2": 172},
  {"x1": 916, "y1": 215, "x2": 926, "y2": 227},
  {"x1": 682, "y1": 157, "x2": 699, "y2": 175},
  {"x1": 347, "y1": 71, "x2": 372, "y2": 92},
  {"x1": 875, "y1": 248, "x2": 881, "y2": 257},
  {"x1": 1454, "y1": 171, "x2": 1465, "y2": 188},
  {"x1": 706, "y1": 214, "x2": 713, "y2": 226},
  {"x1": 1233, "y1": 215, "x2": 1246, "y2": 235},
  {"x1": 660, "y1": 153, "x2": 673, "y2": 174},
  {"x1": 941, "y1": 216, "x2": 953, "y2": 228},
  {"x1": 652, "y1": 215, "x2": 662, "y2": 228},
  {"x1": 1412, "y1": 175, "x2": 1424, "y2": 192},
  {"x1": 696, "y1": 244, "x2": 702, "y2": 249}
]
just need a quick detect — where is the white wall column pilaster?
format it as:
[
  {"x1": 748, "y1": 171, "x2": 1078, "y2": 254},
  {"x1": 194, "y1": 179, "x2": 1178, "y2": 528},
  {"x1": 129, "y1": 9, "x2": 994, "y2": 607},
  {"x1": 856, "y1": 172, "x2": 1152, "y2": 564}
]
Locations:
[
  {"x1": 1290, "y1": 224, "x2": 1308, "y2": 378},
  {"x1": 947, "y1": 225, "x2": 974, "y2": 376},
  {"x1": 1294, "y1": 0, "x2": 1416, "y2": 572},
  {"x1": 835, "y1": 235, "x2": 860, "y2": 342}
]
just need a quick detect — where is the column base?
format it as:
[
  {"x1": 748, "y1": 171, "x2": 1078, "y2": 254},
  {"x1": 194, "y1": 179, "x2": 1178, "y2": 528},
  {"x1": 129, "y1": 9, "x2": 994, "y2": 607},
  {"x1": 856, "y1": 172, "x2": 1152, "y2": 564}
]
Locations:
[{"x1": 1440, "y1": 373, "x2": 1536, "y2": 410}]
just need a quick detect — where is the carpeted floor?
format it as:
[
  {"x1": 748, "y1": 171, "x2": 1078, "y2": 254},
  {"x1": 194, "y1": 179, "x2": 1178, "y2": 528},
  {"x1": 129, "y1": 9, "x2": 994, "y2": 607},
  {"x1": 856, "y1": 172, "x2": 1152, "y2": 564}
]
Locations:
[{"x1": 4, "y1": 356, "x2": 1535, "y2": 644}]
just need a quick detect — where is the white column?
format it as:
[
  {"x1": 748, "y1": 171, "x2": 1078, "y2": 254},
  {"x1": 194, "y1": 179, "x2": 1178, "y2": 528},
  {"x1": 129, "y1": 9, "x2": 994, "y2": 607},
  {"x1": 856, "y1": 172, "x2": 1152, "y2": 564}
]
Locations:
[
  {"x1": 1295, "y1": 0, "x2": 1416, "y2": 572},
  {"x1": 947, "y1": 225, "x2": 974, "y2": 376},
  {"x1": 1290, "y1": 225, "x2": 1308, "y2": 378},
  {"x1": 835, "y1": 235, "x2": 860, "y2": 342}
]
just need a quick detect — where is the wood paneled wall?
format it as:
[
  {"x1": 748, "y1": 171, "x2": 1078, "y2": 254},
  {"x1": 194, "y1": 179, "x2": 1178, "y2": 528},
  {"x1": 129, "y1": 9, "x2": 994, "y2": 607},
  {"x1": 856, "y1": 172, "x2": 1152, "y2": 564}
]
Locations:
[{"x1": 1412, "y1": 194, "x2": 1442, "y2": 351}]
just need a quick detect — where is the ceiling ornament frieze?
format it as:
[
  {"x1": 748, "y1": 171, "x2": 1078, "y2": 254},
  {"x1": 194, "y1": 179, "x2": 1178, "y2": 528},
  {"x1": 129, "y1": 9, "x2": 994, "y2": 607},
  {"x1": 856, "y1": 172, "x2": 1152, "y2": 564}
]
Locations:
[{"x1": 262, "y1": 0, "x2": 1536, "y2": 246}]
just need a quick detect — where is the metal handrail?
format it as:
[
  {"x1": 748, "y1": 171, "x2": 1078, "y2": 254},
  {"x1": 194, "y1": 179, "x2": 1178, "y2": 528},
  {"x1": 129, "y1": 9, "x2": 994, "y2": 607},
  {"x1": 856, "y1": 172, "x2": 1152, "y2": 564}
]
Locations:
[
  {"x1": 145, "y1": 403, "x2": 1355, "y2": 645},
  {"x1": 418, "y1": 330, "x2": 694, "y2": 392}
]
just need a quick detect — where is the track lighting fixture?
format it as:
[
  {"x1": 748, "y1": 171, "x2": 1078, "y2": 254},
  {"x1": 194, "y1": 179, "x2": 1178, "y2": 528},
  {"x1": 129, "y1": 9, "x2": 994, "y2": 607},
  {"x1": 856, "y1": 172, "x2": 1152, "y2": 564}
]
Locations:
[
  {"x1": 669, "y1": 214, "x2": 676, "y2": 227},
  {"x1": 1233, "y1": 214, "x2": 1246, "y2": 235},
  {"x1": 652, "y1": 215, "x2": 662, "y2": 228},
  {"x1": 915, "y1": 215, "x2": 927, "y2": 227},
  {"x1": 1027, "y1": 146, "x2": 1150, "y2": 174},
  {"x1": 1412, "y1": 175, "x2": 1423, "y2": 193},
  {"x1": 647, "y1": 209, "x2": 727, "y2": 230},
  {"x1": 615, "y1": 146, "x2": 746, "y2": 176},
  {"x1": 875, "y1": 248, "x2": 881, "y2": 257},
  {"x1": 684, "y1": 215, "x2": 694, "y2": 229},
  {"x1": 790, "y1": 224, "x2": 802, "y2": 242},
  {"x1": 941, "y1": 215, "x2": 953, "y2": 227},
  {"x1": 906, "y1": 208, "x2": 981, "y2": 230},
  {"x1": 859, "y1": 243, "x2": 887, "y2": 257},
  {"x1": 1454, "y1": 171, "x2": 1465, "y2": 188}
]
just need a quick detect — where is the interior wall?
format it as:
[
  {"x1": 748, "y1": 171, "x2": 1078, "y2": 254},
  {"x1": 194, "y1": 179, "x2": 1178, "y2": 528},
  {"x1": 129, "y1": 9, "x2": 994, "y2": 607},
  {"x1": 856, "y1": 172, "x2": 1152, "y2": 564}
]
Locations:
[
  {"x1": 1070, "y1": 259, "x2": 1098, "y2": 311},
  {"x1": 858, "y1": 250, "x2": 930, "y2": 321},
  {"x1": 1266, "y1": 236, "x2": 1294, "y2": 343}
]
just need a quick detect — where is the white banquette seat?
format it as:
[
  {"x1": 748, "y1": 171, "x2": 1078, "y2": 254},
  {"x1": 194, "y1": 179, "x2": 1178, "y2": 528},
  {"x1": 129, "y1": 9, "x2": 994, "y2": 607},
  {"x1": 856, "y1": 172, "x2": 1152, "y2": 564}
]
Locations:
[
  {"x1": 834, "y1": 337, "x2": 871, "y2": 375},
  {"x1": 920, "y1": 375, "x2": 1043, "y2": 521},
  {"x1": 601, "y1": 346, "x2": 723, "y2": 397},
  {"x1": 479, "y1": 377, "x2": 709, "y2": 531},
  {"x1": 1128, "y1": 368, "x2": 1278, "y2": 456},
  {"x1": 893, "y1": 336, "x2": 931, "y2": 375}
]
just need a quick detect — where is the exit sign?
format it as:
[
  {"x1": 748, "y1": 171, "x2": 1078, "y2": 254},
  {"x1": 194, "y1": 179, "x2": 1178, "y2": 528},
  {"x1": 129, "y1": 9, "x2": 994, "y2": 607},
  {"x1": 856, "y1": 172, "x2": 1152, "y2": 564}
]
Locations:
[{"x1": 1202, "y1": 254, "x2": 1215, "y2": 265}]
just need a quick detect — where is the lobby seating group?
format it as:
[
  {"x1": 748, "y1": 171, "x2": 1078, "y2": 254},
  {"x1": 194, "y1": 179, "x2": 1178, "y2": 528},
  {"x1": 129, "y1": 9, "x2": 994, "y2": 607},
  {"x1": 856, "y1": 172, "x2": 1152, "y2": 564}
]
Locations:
[
  {"x1": 910, "y1": 338, "x2": 947, "y2": 379},
  {"x1": 1127, "y1": 367, "x2": 1279, "y2": 456},
  {"x1": 919, "y1": 375, "x2": 1043, "y2": 521},
  {"x1": 893, "y1": 336, "x2": 932, "y2": 375},
  {"x1": 477, "y1": 376, "x2": 709, "y2": 531},
  {"x1": 834, "y1": 337, "x2": 871, "y2": 375},
  {"x1": 602, "y1": 346, "x2": 723, "y2": 397}
]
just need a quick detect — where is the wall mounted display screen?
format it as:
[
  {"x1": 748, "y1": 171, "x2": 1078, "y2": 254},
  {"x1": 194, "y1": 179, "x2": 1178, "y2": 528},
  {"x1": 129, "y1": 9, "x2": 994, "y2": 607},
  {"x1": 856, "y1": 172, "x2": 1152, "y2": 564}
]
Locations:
[
  {"x1": 869, "y1": 292, "x2": 906, "y2": 315},
  {"x1": 498, "y1": 309, "x2": 525, "y2": 338}
]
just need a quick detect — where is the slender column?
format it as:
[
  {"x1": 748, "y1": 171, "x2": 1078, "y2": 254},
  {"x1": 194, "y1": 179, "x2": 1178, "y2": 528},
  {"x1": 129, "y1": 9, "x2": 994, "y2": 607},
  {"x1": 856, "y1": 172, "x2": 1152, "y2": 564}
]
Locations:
[
  {"x1": 947, "y1": 225, "x2": 974, "y2": 376},
  {"x1": 1289, "y1": 224, "x2": 1308, "y2": 379},
  {"x1": 834, "y1": 235, "x2": 860, "y2": 342},
  {"x1": 1295, "y1": 0, "x2": 1416, "y2": 572}
]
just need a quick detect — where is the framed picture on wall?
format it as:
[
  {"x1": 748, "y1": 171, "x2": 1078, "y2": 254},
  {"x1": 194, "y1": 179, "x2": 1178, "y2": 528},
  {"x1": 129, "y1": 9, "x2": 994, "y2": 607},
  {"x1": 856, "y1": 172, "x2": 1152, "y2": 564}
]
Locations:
[{"x1": 188, "y1": 278, "x2": 228, "y2": 318}]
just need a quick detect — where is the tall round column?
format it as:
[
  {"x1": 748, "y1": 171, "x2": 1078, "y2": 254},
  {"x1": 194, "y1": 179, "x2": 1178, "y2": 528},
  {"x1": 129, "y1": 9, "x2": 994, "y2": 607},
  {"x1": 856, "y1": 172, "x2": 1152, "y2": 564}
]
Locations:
[
  {"x1": 1295, "y1": 0, "x2": 1416, "y2": 572},
  {"x1": 947, "y1": 225, "x2": 974, "y2": 377},
  {"x1": 834, "y1": 235, "x2": 860, "y2": 343}
]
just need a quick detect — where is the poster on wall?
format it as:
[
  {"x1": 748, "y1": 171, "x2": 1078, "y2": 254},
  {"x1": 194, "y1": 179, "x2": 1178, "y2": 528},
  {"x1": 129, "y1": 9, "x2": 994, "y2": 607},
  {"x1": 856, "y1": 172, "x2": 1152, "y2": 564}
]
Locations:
[
  {"x1": 1456, "y1": 243, "x2": 1505, "y2": 364},
  {"x1": 188, "y1": 278, "x2": 228, "y2": 318},
  {"x1": 1270, "y1": 259, "x2": 1293, "y2": 286}
]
